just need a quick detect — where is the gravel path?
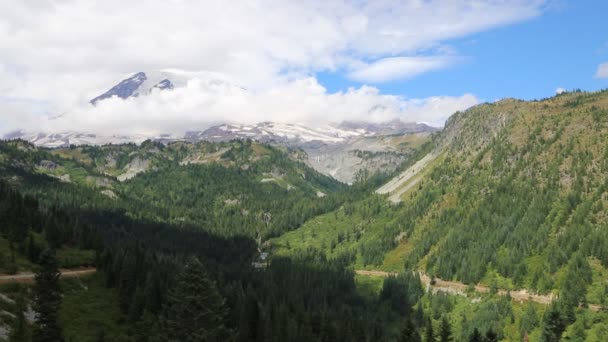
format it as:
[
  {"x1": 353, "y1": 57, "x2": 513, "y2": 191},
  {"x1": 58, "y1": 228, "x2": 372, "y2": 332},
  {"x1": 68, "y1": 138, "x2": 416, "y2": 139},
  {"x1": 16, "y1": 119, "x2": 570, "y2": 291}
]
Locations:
[
  {"x1": 355, "y1": 269, "x2": 602, "y2": 311},
  {"x1": 0, "y1": 267, "x2": 96, "y2": 284}
]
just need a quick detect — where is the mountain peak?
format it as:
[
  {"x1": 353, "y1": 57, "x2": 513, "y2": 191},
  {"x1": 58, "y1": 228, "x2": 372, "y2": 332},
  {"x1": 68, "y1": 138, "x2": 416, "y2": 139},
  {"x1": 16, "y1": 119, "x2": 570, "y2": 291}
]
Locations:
[
  {"x1": 90, "y1": 72, "x2": 148, "y2": 105},
  {"x1": 90, "y1": 71, "x2": 186, "y2": 105},
  {"x1": 153, "y1": 79, "x2": 174, "y2": 90}
]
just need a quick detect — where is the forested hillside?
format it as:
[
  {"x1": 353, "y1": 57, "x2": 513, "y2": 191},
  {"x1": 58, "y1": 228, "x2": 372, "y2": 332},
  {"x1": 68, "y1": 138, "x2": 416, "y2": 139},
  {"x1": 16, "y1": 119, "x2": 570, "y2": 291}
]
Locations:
[
  {"x1": 0, "y1": 137, "x2": 418, "y2": 341},
  {"x1": 0, "y1": 139, "x2": 351, "y2": 239},
  {"x1": 272, "y1": 89, "x2": 608, "y2": 340}
]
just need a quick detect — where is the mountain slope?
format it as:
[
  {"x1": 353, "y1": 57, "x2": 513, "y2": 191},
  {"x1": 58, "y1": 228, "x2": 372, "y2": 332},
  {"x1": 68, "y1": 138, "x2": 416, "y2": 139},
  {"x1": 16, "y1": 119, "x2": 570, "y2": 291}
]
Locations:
[
  {"x1": 191, "y1": 121, "x2": 436, "y2": 183},
  {"x1": 274, "y1": 89, "x2": 608, "y2": 299},
  {"x1": 8, "y1": 119, "x2": 436, "y2": 183},
  {"x1": 0, "y1": 139, "x2": 347, "y2": 238}
]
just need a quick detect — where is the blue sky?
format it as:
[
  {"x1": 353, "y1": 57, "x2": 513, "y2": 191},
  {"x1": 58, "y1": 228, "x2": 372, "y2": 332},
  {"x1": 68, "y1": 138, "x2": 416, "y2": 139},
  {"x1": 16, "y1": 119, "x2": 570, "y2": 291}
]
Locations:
[{"x1": 318, "y1": 1, "x2": 608, "y2": 102}]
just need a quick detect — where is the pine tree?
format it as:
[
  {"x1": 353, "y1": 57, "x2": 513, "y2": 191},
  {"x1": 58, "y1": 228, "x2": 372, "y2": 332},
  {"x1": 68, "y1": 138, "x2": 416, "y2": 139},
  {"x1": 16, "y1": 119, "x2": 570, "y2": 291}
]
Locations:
[
  {"x1": 567, "y1": 317, "x2": 586, "y2": 342},
  {"x1": 400, "y1": 318, "x2": 421, "y2": 342},
  {"x1": 484, "y1": 329, "x2": 498, "y2": 342},
  {"x1": 161, "y1": 258, "x2": 232, "y2": 341},
  {"x1": 469, "y1": 328, "x2": 482, "y2": 342},
  {"x1": 519, "y1": 302, "x2": 538, "y2": 340},
  {"x1": 9, "y1": 288, "x2": 28, "y2": 342},
  {"x1": 238, "y1": 289, "x2": 260, "y2": 342},
  {"x1": 32, "y1": 249, "x2": 64, "y2": 342},
  {"x1": 425, "y1": 317, "x2": 435, "y2": 342},
  {"x1": 27, "y1": 233, "x2": 40, "y2": 263},
  {"x1": 541, "y1": 304, "x2": 565, "y2": 342},
  {"x1": 118, "y1": 251, "x2": 138, "y2": 314},
  {"x1": 439, "y1": 316, "x2": 452, "y2": 342}
]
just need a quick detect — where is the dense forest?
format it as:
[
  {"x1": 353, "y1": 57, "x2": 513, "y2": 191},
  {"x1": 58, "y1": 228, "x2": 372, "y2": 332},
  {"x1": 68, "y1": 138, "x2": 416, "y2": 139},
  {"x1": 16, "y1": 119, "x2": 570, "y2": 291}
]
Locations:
[
  {"x1": 0, "y1": 138, "x2": 419, "y2": 341},
  {"x1": 0, "y1": 90, "x2": 608, "y2": 341}
]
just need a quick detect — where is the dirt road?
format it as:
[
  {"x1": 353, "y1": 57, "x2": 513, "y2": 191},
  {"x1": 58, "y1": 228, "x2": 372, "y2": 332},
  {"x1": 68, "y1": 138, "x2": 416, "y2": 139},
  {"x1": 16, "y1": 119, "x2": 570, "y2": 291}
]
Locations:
[
  {"x1": 0, "y1": 267, "x2": 97, "y2": 284},
  {"x1": 355, "y1": 269, "x2": 602, "y2": 311}
]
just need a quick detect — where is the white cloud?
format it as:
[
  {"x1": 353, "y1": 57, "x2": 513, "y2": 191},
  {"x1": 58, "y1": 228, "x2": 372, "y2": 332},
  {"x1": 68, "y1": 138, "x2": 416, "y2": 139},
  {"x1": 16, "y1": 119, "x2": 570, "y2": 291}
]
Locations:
[
  {"x1": 555, "y1": 87, "x2": 566, "y2": 94},
  {"x1": 596, "y1": 62, "x2": 608, "y2": 79},
  {"x1": 348, "y1": 56, "x2": 461, "y2": 83},
  {"x1": 0, "y1": 0, "x2": 543, "y2": 134},
  {"x1": 16, "y1": 77, "x2": 478, "y2": 136}
]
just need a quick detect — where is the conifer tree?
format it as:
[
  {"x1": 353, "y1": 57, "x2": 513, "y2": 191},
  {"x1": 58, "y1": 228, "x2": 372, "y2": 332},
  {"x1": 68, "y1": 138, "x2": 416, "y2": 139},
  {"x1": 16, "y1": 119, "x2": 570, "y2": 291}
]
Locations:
[
  {"x1": 400, "y1": 318, "x2": 421, "y2": 342},
  {"x1": 484, "y1": 329, "x2": 498, "y2": 342},
  {"x1": 519, "y1": 302, "x2": 538, "y2": 340},
  {"x1": 32, "y1": 249, "x2": 64, "y2": 342},
  {"x1": 9, "y1": 288, "x2": 28, "y2": 342},
  {"x1": 469, "y1": 328, "x2": 482, "y2": 342},
  {"x1": 161, "y1": 258, "x2": 232, "y2": 341},
  {"x1": 541, "y1": 304, "x2": 565, "y2": 342},
  {"x1": 425, "y1": 317, "x2": 435, "y2": 342},
  {"x1": 439, "y1": 316, "x2": 452, "y2": 342}
]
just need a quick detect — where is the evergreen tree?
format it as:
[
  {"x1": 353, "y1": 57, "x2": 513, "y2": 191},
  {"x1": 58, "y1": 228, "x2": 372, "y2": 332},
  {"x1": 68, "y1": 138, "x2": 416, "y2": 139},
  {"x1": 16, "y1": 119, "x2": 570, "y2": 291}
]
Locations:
[
  {"x1": 484, "y1": 329, "x2": 498, "y2": 342},
  {"x1": 439, "y1": 316, "x2": 452, "y2": 342},
  {"x1": 95, "y1": 330, "x2": 106, "y2": 342},
  {"x1": 567, "y1": 317, "x2": 586, "y2": 342},
  {"x1": 118, "y1": 251, "x2": 138, "y2": 314},
  {"x1": 400, "y1": 318, "x2": 421, "y2": 342},
  {"x1": 9, "y1": 288, "x2": 28, "y2": 342},
  {"x1": 425, "y1": 317, "x2": 435, "y2": 342},
  {"x1": 27, "y1": 233, "x2": 40, "y2": 263},
  {"x1": 541, "y1": 304, "x2": 565, "y2": 342},
  {"x1": 161, "y1": 258, "x2": 232, "y2": 341},
  {"x1": 238, "y1": 290, "x2": 260, "y2": 342},
  {"x1": 32, "y1": 249, "x2": 64, "y2": 342},
  {"x1": 469, "y1": 328, "x2": 482, "y2": 342},
  {"x1": 519, "y1": 303, "x2": 538, "y2": 340}
]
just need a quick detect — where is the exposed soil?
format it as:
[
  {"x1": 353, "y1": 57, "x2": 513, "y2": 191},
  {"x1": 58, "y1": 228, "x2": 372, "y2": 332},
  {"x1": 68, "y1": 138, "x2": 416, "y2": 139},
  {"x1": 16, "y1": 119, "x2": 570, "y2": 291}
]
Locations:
[{"x1": 0, "y1": 267, "x2": 97, "y2": 284}]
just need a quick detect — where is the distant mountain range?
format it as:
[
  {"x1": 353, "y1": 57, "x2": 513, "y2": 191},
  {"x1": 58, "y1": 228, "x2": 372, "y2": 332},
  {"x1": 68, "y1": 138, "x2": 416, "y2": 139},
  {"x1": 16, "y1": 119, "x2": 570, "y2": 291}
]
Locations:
[{"x1": 4, "y1": 71, "x2": 440, "y2": 182}]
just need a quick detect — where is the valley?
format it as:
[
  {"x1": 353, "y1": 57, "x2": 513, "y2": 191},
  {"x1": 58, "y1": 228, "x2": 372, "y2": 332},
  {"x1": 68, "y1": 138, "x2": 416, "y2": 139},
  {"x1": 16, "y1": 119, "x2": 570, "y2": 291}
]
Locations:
[{"x1": 3, "y1": 2, "x2": 607, "y2": 341}]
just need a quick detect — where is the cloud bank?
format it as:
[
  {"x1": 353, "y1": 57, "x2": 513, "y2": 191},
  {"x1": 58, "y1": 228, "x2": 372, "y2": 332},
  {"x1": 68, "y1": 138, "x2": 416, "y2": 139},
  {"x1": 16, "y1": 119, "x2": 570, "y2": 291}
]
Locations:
[
  {"x1": 0, "y1": 0, "x2": 544, "y2": 135},
  {"x1": 28, "y1": 77, "x2": 479, "y2": 136}
]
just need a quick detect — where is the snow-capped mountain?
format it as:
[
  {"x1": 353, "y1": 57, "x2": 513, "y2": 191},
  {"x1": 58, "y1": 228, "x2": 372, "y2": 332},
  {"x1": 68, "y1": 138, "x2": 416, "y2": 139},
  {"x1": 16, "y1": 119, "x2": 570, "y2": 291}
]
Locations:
[
  {"x1": 187, "y1": 122, "x2": 363, "y2": 144},
  {"x1": 5, "y1": 70, "x2": 440, "y2": 182},
  {"x1": 89, "y1": 70, "x2": 238, "y2": 105},
  {"x1": 8, "y1": 120, "x2": 434, "y2": 149},
  {"x1": 5, "y1": 130, "x2": 175, "y2": 149},
  {"x1": 336, "y1": 119, "x2": 436, "y2": 136},
  {"x1": 186, "y1": 121, "x2": 436, "y2": 144},
  {"x1": 90, "y1": 71, "x2": 185, "y2": 104}
]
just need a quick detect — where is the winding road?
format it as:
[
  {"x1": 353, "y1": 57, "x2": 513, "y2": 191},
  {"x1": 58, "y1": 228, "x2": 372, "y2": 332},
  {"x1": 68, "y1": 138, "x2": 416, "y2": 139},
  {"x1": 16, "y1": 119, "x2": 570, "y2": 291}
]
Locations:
[
  {"x1": 0, "y1": 267, "x2": 97, "y2": 284},
  {"x1": 355, "y1": 270, "x2": 602, "y2": 312}
]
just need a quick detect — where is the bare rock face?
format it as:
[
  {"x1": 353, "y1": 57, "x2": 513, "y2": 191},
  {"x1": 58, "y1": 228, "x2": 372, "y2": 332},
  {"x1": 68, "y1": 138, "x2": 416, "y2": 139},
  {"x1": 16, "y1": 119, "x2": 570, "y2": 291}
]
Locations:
[
  {"x1": 38, "y1": 160, "x2": 59, "y2": 170},
  {"x1": 117, "y1": 157, "x2": 150, "y2": 181},
  {"x1": 101, "y1": 189, "x2": 118, "y2": 199},
  {"x1": 188, "y1": 121, "x2": 437, "y2": 183},
  {"x1": 303, "y1": 133, "x2": 432, "y2": 184}
]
